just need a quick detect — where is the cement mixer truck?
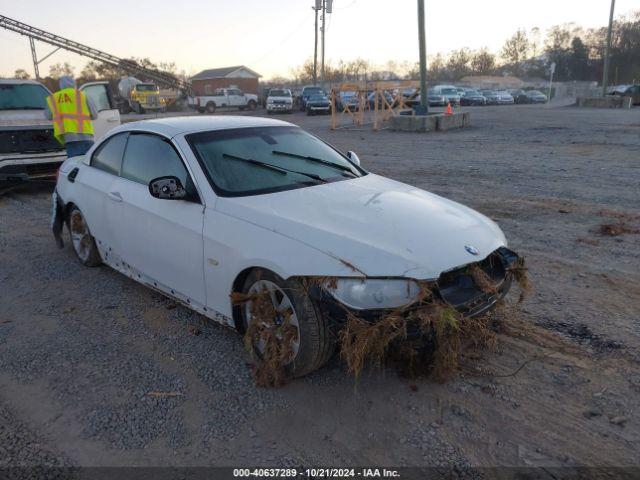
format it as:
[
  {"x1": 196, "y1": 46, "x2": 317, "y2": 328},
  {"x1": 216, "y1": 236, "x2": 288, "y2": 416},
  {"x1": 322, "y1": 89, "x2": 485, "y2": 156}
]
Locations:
[{"x1": 117, "y1": 77, "x2": 165, "y2": 114}]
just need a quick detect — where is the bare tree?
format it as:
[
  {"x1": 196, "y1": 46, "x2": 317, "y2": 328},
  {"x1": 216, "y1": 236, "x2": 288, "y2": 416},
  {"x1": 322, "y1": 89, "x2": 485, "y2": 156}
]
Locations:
[
  {"x1": 471, "y1": 48, "x2": 496, "y2": 75},
  {"x1": 13, "y1": 69, "x2": 30, "y2": 79},
  {"x1": 501, "y1": 29, "x2": 530, "y2": 75}
]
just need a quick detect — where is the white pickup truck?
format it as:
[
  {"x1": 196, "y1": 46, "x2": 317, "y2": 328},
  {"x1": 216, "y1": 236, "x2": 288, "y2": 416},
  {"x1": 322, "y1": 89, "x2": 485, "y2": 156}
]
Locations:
[
  {"x1": 0, "y1": 79, "x2": 120, "y2": 181},
  {"x1": 194, "y1": 87, "x2": 258, "y2": 114}
]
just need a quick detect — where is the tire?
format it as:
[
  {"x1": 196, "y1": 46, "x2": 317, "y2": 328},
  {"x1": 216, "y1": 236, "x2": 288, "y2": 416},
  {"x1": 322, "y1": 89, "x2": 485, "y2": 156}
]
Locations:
[
  {"x1": 240, "y1": 269, "x2": 335, "y2": 378},
  {"x1": 247, "y1": 100, "x2": 257, "y2": 111},
  {"x1": 67, "y1": 206, "x2": 101, "y2": 267},
  {"x1": 205, "y1": 102, "x2": 216, "y2": 114}
]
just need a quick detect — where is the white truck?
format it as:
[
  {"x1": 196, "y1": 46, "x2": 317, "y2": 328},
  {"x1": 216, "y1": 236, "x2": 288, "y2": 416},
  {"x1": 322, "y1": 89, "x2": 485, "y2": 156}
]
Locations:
[
  {"x1": 0, "y1": 79, "x2": 120, "y2": 181},
  {"x1": 195, "y1": 87, "x2": 258, "y2": 114}
]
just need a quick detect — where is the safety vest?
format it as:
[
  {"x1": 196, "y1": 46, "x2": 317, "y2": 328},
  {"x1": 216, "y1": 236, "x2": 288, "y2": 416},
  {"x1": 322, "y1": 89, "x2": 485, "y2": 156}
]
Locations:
[{"x1": 46, "y1": 88, "x2": 94, "y2": 144}]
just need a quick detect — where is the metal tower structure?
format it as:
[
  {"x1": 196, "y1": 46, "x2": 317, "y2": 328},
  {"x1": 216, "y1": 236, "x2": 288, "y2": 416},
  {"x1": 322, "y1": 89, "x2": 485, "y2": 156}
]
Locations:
[{"x1": 0, "y1": 15, "x2": 191, "y2": 91}]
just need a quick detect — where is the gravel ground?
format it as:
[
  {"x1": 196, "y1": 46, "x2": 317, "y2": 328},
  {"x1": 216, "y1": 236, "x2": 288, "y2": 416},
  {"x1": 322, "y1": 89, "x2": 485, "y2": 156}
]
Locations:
[{"x1": 1, "y1": 104, "x2": 639, "y2": 473}]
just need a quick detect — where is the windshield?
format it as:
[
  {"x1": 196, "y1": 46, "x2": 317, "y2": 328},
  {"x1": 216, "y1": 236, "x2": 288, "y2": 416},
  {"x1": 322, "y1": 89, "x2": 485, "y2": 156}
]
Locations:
[
  {"x1": 528, "y1": 90, "x2": 543, "y2": 95},
  {"x1": 0, "y1": 83, "x2": 49, "y2": 110},
  {"x1": 441, "y1": 88, "x2": 458, "y2": 95},
  {"x1": 187, "y1": 126, "x2": 364, "y2": 197},
  {"x1": 309, "y1": 94, "x2": 326, "y2": 101},
  {"x1": 269, "y1": 89, "x2": 291, "y2": 97},
  {"x1": 135, "y1": 84, "x2": 157, "y2": 92},
  {"x1": 303, "y1": 87, "x2": 323, "y2": 96}
]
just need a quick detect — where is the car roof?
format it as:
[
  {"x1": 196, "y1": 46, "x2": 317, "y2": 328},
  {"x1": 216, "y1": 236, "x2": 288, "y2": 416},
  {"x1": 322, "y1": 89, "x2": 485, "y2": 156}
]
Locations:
[
  {"x1": 110, "y1": 115, "x2": 295, "y2": 138},
  {"x1": 0, "y1": 78, "x2": 46, "y2": 86}
]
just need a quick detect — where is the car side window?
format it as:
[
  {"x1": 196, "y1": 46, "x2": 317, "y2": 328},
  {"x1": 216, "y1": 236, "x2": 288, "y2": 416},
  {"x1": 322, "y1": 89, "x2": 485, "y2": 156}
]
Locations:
[
  {"x1": 121, "y1": 133, "x2": 190, "y2": 188},
  {"x1": 91, "y1": 133, "x2": 128, "y2": 175},
  {"x1": 82, "y1": 84, "x2": 112, "y2": 112}
]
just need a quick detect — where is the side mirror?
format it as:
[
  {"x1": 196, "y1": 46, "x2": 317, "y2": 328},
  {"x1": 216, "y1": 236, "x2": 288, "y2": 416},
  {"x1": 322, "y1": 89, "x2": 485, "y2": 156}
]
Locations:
[
  {"x1": 346, "y1": 150, "x2": 361, "y2": 166},
  {"x1": 149, "y1": 176, "x2": 187, "y2": 200}
]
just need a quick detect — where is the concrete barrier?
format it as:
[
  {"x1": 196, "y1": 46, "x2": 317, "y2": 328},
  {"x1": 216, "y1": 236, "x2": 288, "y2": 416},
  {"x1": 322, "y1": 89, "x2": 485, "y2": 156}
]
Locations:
[
  {"x1": 576, "y1": 96, "x2": 632, "y2": 109},
  {"x1": 436, "y1": 112, "x2": 471, "y2": 131},
  {"x1": 389, "y1": 114, "x2": 437, "y2": 133},
  {"x1": 389, "y1": 112, "x2": 470, "y2": 133}
]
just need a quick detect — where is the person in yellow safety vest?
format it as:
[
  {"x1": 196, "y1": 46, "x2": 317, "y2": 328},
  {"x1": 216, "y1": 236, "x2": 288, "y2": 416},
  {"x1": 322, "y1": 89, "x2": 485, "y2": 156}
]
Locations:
[{"x1": 44, "y1": 76, "x2": 98, "y2": 158}]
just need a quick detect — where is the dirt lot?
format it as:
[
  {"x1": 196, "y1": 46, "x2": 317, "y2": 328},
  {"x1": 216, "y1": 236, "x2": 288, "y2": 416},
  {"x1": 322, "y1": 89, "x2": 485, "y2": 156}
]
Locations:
[{"x1": 1, "y1": 105, "x2": 639, "y2": 475}]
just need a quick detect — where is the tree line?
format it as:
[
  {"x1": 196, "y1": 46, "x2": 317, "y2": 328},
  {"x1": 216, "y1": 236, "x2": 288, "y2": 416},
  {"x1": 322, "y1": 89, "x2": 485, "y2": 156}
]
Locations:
[
  {"x1": 11, "y1": 10, "x2": 639, "y2": 88},
  {"x1": 286, "y1": 10, "x2": 639, "y2": 85}
]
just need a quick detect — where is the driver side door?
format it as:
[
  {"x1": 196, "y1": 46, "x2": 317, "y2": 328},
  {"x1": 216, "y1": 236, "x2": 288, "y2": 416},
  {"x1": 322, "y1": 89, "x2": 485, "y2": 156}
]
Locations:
[
  {"x1": 109, "y1": 132, "x2": 206, "y2": 307},
  {"x1": 79, "y1": 82, "x2": 120, "y2": 141}
]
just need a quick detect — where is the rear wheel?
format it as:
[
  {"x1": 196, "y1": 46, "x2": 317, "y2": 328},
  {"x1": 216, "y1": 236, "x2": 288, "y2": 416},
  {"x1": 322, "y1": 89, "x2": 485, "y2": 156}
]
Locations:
[
  {"x1": 247, "y1": 100, "x2": 257, "y2": 111},
  {"x1": 206, "y1": 102, "x2": 216, "y2": 114},
  {"x1": 240, "y1": 269, "x2": 335, "y2": 378},
  {"x1": 67, "y1": 206, "x2": 101, "y2": 267}
]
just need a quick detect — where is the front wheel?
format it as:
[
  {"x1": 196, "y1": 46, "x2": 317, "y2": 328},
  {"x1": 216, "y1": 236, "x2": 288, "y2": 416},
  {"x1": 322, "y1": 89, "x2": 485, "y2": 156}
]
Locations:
[
  {"x1": 239, "y1": 269, "x2": 335, "y2": 380},
  {"x1": 68, "y1": 206, "x2": 101, "y2": 267}
]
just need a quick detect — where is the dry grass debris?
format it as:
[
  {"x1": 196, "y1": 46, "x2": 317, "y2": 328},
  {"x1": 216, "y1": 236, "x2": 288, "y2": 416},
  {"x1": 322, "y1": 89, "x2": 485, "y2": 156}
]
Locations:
[
  {"x1": 599, "y1": 222, "x2": 639, "y2": 237},
  {"x1": 233, "y1": 256, "x2": 531, "y2": 387},
  {"x1": 232, "y1": 290, "x2": 298, "y2": 388}
]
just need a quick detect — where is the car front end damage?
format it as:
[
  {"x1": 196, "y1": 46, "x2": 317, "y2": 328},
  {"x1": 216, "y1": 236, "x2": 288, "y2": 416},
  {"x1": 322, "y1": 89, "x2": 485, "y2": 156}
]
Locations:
[
  {"x1": 301, "y1": 246, "x2": 526, "y2": 378},
  {"x1": 312, "y1": 247, "x2": 520, "y2": 333}
]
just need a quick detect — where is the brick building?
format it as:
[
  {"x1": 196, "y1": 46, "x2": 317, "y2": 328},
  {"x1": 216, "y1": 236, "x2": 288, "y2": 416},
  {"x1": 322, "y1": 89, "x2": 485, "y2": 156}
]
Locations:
[{"x1": 190, "y1": 66, "x2": 261, "y2": 96}]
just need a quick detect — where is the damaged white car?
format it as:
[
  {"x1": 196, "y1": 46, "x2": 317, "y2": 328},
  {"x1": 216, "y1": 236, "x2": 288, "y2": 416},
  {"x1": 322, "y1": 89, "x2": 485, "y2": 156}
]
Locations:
[{"x1": 52, "y1": 116, "x2": 520, "y2": 377}]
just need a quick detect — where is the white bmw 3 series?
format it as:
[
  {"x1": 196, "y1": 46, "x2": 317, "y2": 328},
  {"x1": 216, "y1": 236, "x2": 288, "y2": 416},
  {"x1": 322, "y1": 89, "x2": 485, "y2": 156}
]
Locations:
[{"x1": 52, "y1": 116, "x2": 520, "y2": 376}]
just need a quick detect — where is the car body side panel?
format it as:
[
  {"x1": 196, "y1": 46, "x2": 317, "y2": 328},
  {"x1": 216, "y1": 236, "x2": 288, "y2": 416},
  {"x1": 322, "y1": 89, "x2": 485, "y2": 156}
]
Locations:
[
  {"x1": 202, "y1": 208, "x2": 362, "y2": 323},
  {"x1": 109, "y1": 177, "x2": 206, "y2": 305}
]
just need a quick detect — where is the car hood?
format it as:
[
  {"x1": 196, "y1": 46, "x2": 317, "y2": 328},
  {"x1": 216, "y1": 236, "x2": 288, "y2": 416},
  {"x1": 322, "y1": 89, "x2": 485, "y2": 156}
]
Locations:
[
  {"x1": 216, "y1": 174, "x2": 507, "y2": 279},
  {"x1": 0, "y1": 109, "x2": 50, "y2": 127}
]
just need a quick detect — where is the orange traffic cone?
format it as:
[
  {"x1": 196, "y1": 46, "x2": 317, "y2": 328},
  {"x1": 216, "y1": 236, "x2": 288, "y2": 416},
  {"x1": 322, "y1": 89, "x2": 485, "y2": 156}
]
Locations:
[{"x1": 444, "y1": 102, "x2": 453, "y2": 115}]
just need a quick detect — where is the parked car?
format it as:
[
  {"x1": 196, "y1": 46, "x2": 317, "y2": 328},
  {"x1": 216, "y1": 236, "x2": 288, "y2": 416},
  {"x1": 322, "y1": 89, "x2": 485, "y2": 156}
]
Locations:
[
  {"x1": 300, "y1": 85, "x2": 325, "y2": 111},
  {"x1": 195, "y1": 88, "x2": 258, "y2": 114},
  {"x1": 405, "y1": 90, "x2": 446, "y2": 108},
  {"x1": 495, "y1": 91, "x2": 515, "y2": 105},
  {"x1": 610, "y1": 84, "x2": 640, "y2": 105},
  {"x1": 367, "y1": 90, "x2": 395, "y2": 109},
  {"x1": 266, "y1": 88, "x2": 293, "y2": 114},
  {"x1": 52, "y1": 116, "x2": 520, "y2": 378},
  {"x1": 432, "y1": 85, "x2": 461, "y2": 105},
  {"x1": 306, "y1": 94, "x2": 331, "y2": 115},
  {"x1": 524, "y1": 90, "x2": 547, "y2": 104},
  {"x1": 336, "y1": 91, "x2": 361, "y2": 111},
  {"x1": 480, "y1": 90, "x2": 500, "y2": 105},
  {"x1": 509, "y1": 89, "x2": 528, "y2": 104},
  {"x1": 460, "y1": 90, "x2": 486, "y2": 106},
  {"x1": 1, "y1": 78, "x2": 120, "y2": 181}
]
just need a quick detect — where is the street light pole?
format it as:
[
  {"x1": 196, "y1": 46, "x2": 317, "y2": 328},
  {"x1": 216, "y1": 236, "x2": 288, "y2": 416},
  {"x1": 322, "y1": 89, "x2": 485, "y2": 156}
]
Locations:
[
  {"x1": 321, "y1": 0, "x2": 326, "y2": 85},
  {"x1": 417, "y1": 0, "x2": 428, "y2": 114},
  {"x1": 602, "y1": 0, "x2": 616, "y2": 96},
  {"x1": 313, "y1": 3, "x2": 319, "y2": 85}
]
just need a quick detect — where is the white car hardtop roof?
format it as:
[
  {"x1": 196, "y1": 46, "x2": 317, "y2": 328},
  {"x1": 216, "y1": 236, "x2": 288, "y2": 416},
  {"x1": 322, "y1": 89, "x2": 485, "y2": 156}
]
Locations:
[{"x1": 113, "y1": 115, "x2": 295, "y2": 138}]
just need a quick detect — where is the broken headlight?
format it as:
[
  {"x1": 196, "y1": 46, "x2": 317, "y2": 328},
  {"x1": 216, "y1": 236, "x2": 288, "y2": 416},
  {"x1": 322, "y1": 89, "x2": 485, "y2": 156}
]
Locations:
[{"x1": 329, "y1": 278, "x2": 421, "y2": 310}]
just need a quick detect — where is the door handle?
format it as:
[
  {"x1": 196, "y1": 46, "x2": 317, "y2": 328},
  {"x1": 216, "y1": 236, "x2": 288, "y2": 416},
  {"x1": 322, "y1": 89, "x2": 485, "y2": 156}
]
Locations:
[{"x1": 108, "y1": 191, "x2": 123, "y2": 202}]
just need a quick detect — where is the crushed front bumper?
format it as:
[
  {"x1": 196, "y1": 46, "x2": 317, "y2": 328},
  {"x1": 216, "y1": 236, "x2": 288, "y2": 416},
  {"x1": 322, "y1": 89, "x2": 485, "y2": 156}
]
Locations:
[{"x1": 312, "y1": 247, "x2": 520, "y2": 336}]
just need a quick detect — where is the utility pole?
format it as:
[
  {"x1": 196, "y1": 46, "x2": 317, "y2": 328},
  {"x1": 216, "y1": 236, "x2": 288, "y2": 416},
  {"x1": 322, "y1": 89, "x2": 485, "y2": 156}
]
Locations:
[
  {"x1": 602, "y1": 0, "x2": 616, "y2": 96},
  {"x1": 417, "y1": 0, "x2": 428, "y2": 114},
  {"x1": 321, "y1": 0, "x2": 326, "y2": 85},
  {"x1": 313, "y1": 1, "x2": 319, "y2": 85},
  {"x1": 30, "y1": 37, "x2": 40, "y2": 79}
]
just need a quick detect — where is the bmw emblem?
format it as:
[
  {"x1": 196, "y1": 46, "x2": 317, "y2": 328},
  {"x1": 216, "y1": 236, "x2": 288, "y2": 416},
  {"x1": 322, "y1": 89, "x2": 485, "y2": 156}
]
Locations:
[{"x1": 465, "y1": 245, "x2": 480, "y2": 256}]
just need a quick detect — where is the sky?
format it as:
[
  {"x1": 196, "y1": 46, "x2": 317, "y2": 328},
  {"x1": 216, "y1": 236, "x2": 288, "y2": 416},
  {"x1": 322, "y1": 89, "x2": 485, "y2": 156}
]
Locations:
[{"x1": 1, "y1": 0, "x2": 637, "y2": 80}]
